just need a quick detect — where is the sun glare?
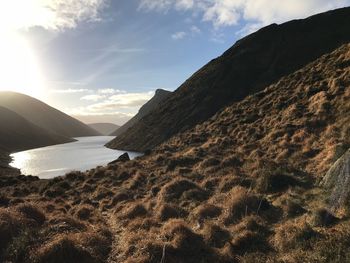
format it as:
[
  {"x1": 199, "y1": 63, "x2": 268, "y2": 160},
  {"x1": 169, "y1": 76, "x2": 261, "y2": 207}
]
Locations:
[
  {"x1": 0, "y1": 32, "x2": 45, "y2": 99},
  {"x1": 0, "y1": 1, "x2": 49, "y2": 99}
]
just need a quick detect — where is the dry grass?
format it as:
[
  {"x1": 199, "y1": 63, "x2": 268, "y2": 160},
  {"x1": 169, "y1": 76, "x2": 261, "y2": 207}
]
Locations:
[
  {"x1": 272, "y1": 221, "x2": 317, "y2": 251},
  {"x1": 222, "y1": 186, "x2": 270, "y2": 224},
  {"x1": 0, "y1": 44, "x2": 349, "y2": 262},
  {"x1": 16, "y1": 203, "x2": 46, "y2": 225}
]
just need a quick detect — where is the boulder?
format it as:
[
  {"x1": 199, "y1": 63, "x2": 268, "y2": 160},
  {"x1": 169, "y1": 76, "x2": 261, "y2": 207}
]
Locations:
[
  {"x1": 320, "y1": 149, "x2": 350, "y2": 209},
  {"x1": 108, "y1": 152, "x2": 130, "y2": 165}
]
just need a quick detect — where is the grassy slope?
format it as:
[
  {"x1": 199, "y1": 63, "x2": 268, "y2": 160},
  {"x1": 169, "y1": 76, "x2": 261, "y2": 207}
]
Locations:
[
  {"x1": 0, "y1": 44, "x2": 348, "y2": 263},
  {"x1": 107, "y1": 7, "x2": 350, "y2": 152}
]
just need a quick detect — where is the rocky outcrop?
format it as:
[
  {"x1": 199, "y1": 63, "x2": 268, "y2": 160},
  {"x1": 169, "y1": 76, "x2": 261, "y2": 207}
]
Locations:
[
  {"x1": 321, "y1": 149, "x2": 350, "y2": 210},
  {"x1": 108, "y1": 152, "x2": 130, "y2": 164}
]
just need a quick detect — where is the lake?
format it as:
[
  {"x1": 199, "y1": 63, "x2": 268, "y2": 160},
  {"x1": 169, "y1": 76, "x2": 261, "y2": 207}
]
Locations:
[{"x1": 10, "y1": 136, "x2": 142, "y2": 179}]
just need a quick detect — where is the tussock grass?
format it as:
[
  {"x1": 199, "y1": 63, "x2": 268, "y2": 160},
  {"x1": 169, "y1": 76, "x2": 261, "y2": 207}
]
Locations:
[{"x1": 0, "y1": 44, "x2": 349, "y2": 262}]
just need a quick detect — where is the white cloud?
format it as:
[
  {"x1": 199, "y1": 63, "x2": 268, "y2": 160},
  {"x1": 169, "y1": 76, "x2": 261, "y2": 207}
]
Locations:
[
  {"x1": 190, "y1": 25, "x2": 201, "y2": 34},
  {"x1": 65, "y1": 91, "x2": 154, "y2": 116},
  {"x1": 139, "y1": 0, "x2": 350, "y2": 29},
  {"x1": 202, "y1": 1, "x2": 242, "y2": 27},
  {"x1": 51, "y1": 88, "x2": 91, "y2": 93},
  {"x1": 97, "y1": 88, "x2": 126, "y2": 94},
  {"x1": 72, "y1": 112, "x2": 133, "y2": 125},
  {"x1": 81, "y1": 94, "x2": 105, "y2": 101},
  {"x1": 175, "y1": 0, "x2": 194, "y2": 10},
  {"x1": 66, "y1": 90, "x2": 155, "y2": 124},
  {"x1": 88, "y1": 91, "x2": 154, "y2": 111},
  {"x1": 138, "y1": 0, "x2": 172, "y2": 12},
  {"x1": 172, "y1": 31, "x2": 187, "y2": 40},
  {"x1": 0, "y1": 0, "x2": 108, "y2": 32}
]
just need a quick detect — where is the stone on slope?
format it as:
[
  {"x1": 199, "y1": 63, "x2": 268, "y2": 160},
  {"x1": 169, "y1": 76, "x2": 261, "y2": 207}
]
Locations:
[
  {"x1": 321, "y1": 149, "x2": 350, "y2": 210},
  {"x1": 108, "y1": 152, "x2": 130, "y2": 165}
]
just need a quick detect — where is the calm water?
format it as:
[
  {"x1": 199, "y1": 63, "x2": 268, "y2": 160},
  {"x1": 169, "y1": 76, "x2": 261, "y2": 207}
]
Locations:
[{"x1": 10, "y1": 136, "x2": 141, "y2": 179}]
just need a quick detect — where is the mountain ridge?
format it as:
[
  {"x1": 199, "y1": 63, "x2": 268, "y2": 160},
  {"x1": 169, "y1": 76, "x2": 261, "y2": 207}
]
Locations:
[
  {"x1": 108, "y1": 89, "x2": 172, "y2": 137},
  {"x1": 0, "y1": 42, "x2": 349, "y2": 262},
  {"x1": 0, "y1": 106, "x2": 74, "y2": 152},
  {"x1": 0, "y1": 92, "x2": 101, "y2": 138},
  {"x1": 106, "y1": 7, "x2": 350, "y2": 152}
]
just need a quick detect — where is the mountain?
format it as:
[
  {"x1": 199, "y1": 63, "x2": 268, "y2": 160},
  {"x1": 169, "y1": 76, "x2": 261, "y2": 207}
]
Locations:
[
  {"x1": 107, "y1": 7, "x2": 350, "y2": 152},
  {"x1": 0, "y1": 106, "x2": 73, "y2": 152},
  {"x1": 88, "y1": 123, "x2": 120, "y2": 136},
  {"x1": 109, "y1": 89, "x2": 172, "y2": 137},
  {"x1": 0, "y1": 92, "x2": 101, "y2": 138},
  {"x1": 1, "y1": 43, "x2": 349, "y2": 263}
]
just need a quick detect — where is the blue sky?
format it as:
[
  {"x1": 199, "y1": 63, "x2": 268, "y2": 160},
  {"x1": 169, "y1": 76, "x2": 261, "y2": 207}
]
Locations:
[{"x1": 0, "y1": 0, "x2": 349, "y2": 124}]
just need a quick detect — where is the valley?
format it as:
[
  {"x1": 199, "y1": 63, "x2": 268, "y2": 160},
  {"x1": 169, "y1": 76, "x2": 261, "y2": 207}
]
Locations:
[{"x1": 0, "y1": 6, "x2": 349, "y2": 263}]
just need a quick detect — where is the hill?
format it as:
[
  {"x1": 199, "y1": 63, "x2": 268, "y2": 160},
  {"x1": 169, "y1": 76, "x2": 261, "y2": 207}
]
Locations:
[
  {"x1": 106, "y1": 7, "x2": 350, "y2": 152},
  {"x1": 0, "y1": 106, "x2": 73, "y2": 152},
  {"x1": 0, "y1": 92, "x2": 101, "y2": 138},
  {"x1": 88, "y1": 123, "x2": 120, "y2": 136},
  {"x1": 109, "y1": 89, "x2": 172, "y2": 137},
  {"x1": 0, "y1": 42, "x2": 349, "y2": 262}
]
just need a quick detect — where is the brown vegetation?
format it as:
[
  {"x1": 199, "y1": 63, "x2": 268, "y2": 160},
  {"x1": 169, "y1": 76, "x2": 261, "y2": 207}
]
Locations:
[{"x1": 0, "y1": 40, "x2": 349, "y2": 262}]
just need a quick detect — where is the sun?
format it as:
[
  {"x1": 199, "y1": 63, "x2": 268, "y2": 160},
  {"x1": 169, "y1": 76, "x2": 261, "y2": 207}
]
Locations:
[{"x1": 0, "y1": 31, "x2": 45, "y2": 99}]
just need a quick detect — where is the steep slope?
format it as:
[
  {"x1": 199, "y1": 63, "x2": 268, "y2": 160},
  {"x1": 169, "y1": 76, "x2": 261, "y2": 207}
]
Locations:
[
  {"x1": 154, "y1": 44, "x2": 350, "y2": 177},
  {"x1": 88, "y1": 123, "x2": 120, "y2": 136},
  {"x1": 0, "y1": 106, "x2": 73, "y2": 152},
  {"x1": 107, "y1": 7, "x2": 350, "y2": 152},
  {"x1": 0, "y1": 92, "x2": 101, "y2": 138},
  {"x1": 0, "y1": 44, "x2": 349, "y2": 263},
  {"x1": 109, "y1": 89, "x2": 172, "y2": 137}
]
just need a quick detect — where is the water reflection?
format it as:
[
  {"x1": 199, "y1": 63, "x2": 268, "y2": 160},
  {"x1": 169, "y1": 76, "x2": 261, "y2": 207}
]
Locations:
[{"x1": 10, "y1": 136, "x2": 142, "y2": 179}]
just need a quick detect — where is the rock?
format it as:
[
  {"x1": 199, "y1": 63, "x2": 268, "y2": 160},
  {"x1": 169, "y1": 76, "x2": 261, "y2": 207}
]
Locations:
[
  {"x1": 108, "y1": 152, "x2": 130, "y2": 165},
  {"x1": 320, "y1": 149, "x2": 350, "y2": 209}
]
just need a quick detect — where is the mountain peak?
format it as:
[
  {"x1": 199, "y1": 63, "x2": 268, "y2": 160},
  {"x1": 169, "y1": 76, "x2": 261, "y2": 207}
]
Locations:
[{"x1": 108, "y1": 89, "x2": 172, "y2": 137}]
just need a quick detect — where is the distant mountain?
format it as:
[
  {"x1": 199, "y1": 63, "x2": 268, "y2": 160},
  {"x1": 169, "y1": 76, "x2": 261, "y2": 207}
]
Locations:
[
  {"x1": 0, "y1": 92, "x2": 101, "y2": 138},
  {"x1": 0, "y1": 106, "x2": 73, "y2": 152},
  {"x1": 106, "y1": 7, "x2": 350, "y2": 152},
  {"x1": 88, "y1": 123, "x2": 120, "y2": 136},
  {"x1": 109, "y1": 89, "x2": 172, "y2": 137}
]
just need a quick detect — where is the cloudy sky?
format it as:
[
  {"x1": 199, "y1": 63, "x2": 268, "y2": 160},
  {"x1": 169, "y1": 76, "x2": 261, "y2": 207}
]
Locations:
[{"x1": 0, "y1": 0, "x2": 349, "y2": 124}]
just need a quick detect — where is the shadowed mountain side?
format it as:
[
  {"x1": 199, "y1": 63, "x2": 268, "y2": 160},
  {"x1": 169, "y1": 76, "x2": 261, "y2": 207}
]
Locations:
[
  {"x1": 107, "y1": 7, "x2": 350, "y2": 152},
  {"x1": 1, "y1": 44, "x2": 349, "y2": 263},
  {"x1": 109, "y1": 89, "x2": 172, "y2": 137},
  {"x1": 88, "y1": 123, "x2": 120, "y2": 136},
  {"x1": 0, "y1": 106, "x2": 74, "y2": 152},
  {"x1": 0, "y1": 92, "x2": 101, "y2": 138}
]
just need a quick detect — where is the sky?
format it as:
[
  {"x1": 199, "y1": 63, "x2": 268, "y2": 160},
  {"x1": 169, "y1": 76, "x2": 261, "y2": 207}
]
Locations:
[{"x1": 0, "y1": 0, "x2": 349, "y2": 125}]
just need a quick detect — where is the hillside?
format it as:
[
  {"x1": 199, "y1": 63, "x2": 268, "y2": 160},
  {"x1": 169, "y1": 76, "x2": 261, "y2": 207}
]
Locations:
[
  {"x1": 0, "y1": 92, "x2": 101, "y2": 138},
  {"x1": 108, "y1": 89, "x2": 172, "y2": 137},
  {"x1": 0, "y1": 106, "x2": 73, "y2": 152},
  {"x1": 107, "y1": 7, "x2": 350, "y2": 152},
  {"x1": 0, "y1": 43, "x2": 349, "y2": 263},
  {"x1": 88, "y1": 123, "x2": 120, "y2": 136}
]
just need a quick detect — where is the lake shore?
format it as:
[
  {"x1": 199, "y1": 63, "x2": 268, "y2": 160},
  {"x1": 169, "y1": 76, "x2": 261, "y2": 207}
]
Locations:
[
  {"x1": 10, "y1": 136, "x2": 141, "y2": 179},
  {"x1": 0, "y1": 41, "x2": 349, "y2": 263}
]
